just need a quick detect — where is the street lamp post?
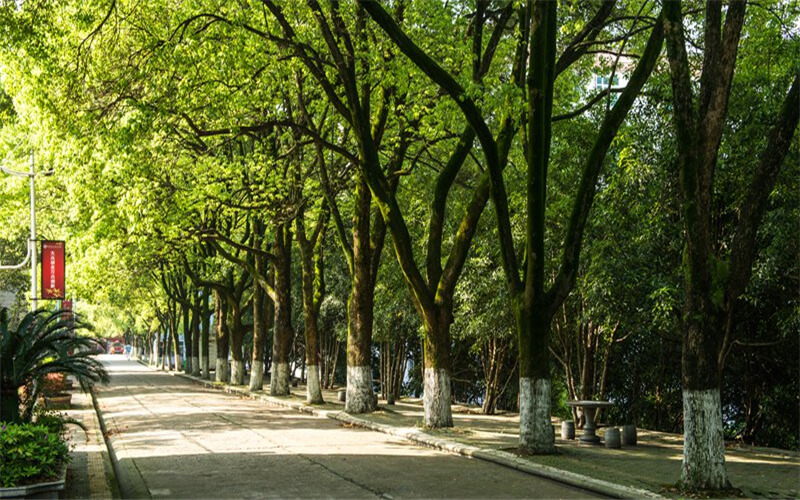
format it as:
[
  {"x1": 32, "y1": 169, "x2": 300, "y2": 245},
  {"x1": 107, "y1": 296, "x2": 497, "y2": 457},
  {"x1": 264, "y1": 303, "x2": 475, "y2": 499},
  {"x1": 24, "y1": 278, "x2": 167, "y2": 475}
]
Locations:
[{"x1": 0, "y1": 151, "x2": 52, "y2": 311}]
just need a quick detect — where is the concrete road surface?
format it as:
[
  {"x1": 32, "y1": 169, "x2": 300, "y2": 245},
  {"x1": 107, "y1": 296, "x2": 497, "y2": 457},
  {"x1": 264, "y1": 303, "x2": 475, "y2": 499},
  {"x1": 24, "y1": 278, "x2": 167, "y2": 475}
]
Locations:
[{"x1": 94, "y1": 356, "x2": 601, "y2": 499}]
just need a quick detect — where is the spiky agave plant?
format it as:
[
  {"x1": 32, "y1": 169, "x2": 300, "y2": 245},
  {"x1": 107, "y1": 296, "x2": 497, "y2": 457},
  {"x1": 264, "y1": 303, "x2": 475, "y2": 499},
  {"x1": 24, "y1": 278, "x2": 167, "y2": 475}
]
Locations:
[{"x1": 0, "y1": 308, "x2": 109, "y2": 423}]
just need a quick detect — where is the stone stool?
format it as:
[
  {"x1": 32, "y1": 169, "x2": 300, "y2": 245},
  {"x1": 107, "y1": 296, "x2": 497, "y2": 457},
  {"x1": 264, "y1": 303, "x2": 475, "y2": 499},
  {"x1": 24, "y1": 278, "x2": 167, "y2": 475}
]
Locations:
[
  {"x1": 604, "y1": 427, "x2": 621, "y2": 448},
  {"x1": 561, "y1": 420, "x2": 575, "y2": 440},
  {"x1": 622, "y1": 424, "x2": 637, "y2": 446}
]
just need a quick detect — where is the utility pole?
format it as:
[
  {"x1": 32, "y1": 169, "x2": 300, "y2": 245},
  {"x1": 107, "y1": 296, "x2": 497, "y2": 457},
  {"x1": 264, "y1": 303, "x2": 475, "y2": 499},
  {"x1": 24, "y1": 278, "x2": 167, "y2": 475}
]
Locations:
[
  {"x1": 28, "y1": 152, "x2": 38, "y2": 311},
  {"x1": 0, "y1": 151, "x2": 52, "y2": 311}
]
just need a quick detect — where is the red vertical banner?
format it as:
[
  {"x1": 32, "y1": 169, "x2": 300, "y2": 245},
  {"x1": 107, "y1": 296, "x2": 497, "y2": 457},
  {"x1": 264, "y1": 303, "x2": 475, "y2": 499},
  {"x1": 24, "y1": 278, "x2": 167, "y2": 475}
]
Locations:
[{"x1": 41, "y1": 241, "x2": 65, "y2": 300}]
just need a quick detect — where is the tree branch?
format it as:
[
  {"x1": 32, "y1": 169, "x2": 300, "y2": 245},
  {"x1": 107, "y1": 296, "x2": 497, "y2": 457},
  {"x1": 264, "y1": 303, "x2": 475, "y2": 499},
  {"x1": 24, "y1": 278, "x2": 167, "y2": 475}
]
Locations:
[{"x1": 548, "y1": 14, "x2": 665, "y2": 313}]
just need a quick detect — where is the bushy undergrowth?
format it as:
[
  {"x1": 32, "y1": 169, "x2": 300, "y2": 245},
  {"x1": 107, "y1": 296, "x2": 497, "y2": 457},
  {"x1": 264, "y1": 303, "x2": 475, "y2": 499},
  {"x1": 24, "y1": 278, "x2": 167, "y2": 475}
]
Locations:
[{"x1": 0, "y1": 420, "x2": 70, "y2": 488}]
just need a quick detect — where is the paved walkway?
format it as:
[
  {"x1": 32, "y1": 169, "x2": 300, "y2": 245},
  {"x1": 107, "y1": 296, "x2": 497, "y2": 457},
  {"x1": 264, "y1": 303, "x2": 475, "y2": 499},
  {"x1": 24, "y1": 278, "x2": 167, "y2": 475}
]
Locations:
[
  {"x1": 94, "y1": 356, "x2": 601, "y2": 499},
  {"x1": 158, "y1": 361, "x2": 799, "y2": 499}
]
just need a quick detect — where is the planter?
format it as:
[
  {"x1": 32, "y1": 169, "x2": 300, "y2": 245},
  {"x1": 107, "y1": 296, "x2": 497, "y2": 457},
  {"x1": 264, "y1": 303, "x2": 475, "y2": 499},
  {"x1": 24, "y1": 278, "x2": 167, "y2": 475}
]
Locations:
[
  {"x1": 43, "y1": 393, "x2": 71, "y2": 410},
  {"x1": 0, "y1": 463, "x2": 66, "y2": 499}
]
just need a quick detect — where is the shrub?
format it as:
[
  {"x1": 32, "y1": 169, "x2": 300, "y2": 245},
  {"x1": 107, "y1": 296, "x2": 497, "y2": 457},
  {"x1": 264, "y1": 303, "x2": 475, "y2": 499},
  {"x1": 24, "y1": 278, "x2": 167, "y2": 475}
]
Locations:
[
  {"x1": 0, "y1": 308, "x2": 109, "y2": 423},
  {"x1": 0, "y1": 422, "x2": 70, "y2": 488},
  {"x1": 41, "y1": 373, "x2": 67, "y2": 396},
  {"x1": 33, "y1": 409, "x2": 70, "y2": 439}
]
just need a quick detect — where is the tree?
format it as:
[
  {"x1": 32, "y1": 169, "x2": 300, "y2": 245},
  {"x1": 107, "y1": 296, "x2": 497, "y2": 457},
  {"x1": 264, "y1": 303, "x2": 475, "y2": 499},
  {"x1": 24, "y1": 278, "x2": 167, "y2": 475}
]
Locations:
[
  {"x1": 361, "y1": 0, "x2": 665, "y2": 450},
  {"x1": 282, "y1": 0, "x2": 522, "y2": 427},
  {"x1": 662, "y1": 0, "x2": 799, "y2": 490}
]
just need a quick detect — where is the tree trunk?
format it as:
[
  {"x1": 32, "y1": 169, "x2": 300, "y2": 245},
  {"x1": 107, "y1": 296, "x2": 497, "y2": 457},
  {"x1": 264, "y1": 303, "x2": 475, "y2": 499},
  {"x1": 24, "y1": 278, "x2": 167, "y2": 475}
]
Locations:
[
  {"x1": 214, "y1": 290, "x2": 230, "y2": 383},
  {"x1": 170, "y1": 314, "x2": 181, "y2": 371},
  {"x1": 579, "y1": 323, "x2": 596, "y2": 402},
  {"x1": 296, "y1": 206, "x2": 326, "y2": 404},
  {"x1": 345, "y1": 272, "x2": 376, "y2": 412},
  {"x1": 159, "y1": 326, "x2": 166, "y2": 370},
  {"x1": 191, "y1": 299, "x2": 201, "y2": 377},
  {"x1": 299, "y1": 251, "x2": 324, "y2": 403},
  {"x1": 320, "y1": 320, "x2": 340, "y2": 389},
  {"x1": 481, "y1": 334, "x2": 510, "y2": 415},
  {"x1": 680, "y1": 255, "x2": 728, "y2": 488},
  {"x1": 250, "y1": 254, "x2": 268, "y2": 391},
  {"x1": 678, "y1": 147, "x2": 728, "y2": 488},
  {"x1": 421, "y1": 306, "x2": 453, "y2": 428},
  {"x1": 145, "y1": 334, "x2": 151, "y2": 362},
  {"x1": 379, "y1": 338, "x2": 404, "y2": 402},
  {"x1": 345, "y1": 177, "x2": 377, "y2": 413},
  {"x1": 148, "y1": 330, "x2": 156, "y2": 366},
  {"x1": 485, "y1": 337, "x2": 499, "y2": 415},
  {"x1": 380, "y1": 338, "x2": 405, "y2": 402},
  {"x1": 682, "y1": 387, "x2": 728, "y2": 489},
  {"x1": 392, "y1": 338, "x2": 406, "y2": 402},
  {"x1": 201, "y1": 288, "x2": 210, "y2": 379},
  {"x1": 264, "y1": 267, "x2": 274, "y2": 373},
  {"x1": 575, "y1": 321, "x2": 599, "y2": 427},
  {"x1": 183, "y1": 303, "x2": 192, "y2": 374},
  {"x1": 516, "y1": 300, "x2": 556, "y2": 454},
  {"x1": 270, "y1": 223, "x2": 293, "y2": 396},
  {"x1": 229, "y1": 302, "x2": 245, "y2": 385},
  {"x1": 166, "y1": 330, "x2": 173, "y2": 370}
]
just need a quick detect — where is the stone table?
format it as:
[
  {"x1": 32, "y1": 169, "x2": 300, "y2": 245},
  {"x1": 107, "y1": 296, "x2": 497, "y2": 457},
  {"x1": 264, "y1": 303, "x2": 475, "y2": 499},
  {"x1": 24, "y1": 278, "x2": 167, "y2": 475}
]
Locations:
[{"x1": 566, "y1": 400, "x2": 614, "y2": 444}]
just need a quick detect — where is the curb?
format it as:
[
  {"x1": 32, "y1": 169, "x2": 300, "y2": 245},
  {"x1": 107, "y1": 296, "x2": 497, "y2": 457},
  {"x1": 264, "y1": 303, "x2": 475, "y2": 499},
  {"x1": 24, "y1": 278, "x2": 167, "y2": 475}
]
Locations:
[
  {"x1": 90, "y1": 389, "x2": 152, "y2": 499},
  {"x1": 77, "y1": 389, "x2": 122, "y2": 500},
  {"x1": 151, "y1": 363, "x2": 664, "y2": 499}
]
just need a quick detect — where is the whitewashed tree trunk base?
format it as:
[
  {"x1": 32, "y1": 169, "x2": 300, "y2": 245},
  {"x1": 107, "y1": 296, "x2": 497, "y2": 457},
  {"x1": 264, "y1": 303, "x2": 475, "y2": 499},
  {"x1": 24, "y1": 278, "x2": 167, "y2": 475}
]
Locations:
[
  {"x1": 345, "y1": 365, "x2": 376, "y2": 413},
  {"x1": 191, "y1": 356, "x2": 200, "y2": 377},
  {"x1": 201, "y1": 356, "x2": 210, "y2": 380},
  {"x1": 231, "y1": 360, "x2": 245, "y2": 385},
  {"x1": 681, "y1": 388, "x2": 730, "y2": 490},
  {"x1": 270, "y1": 362, "x2": 290, "y2": 396},
  {"x1": 519, "y1": 377, "x2": 556, "y2": 454},
  {"x1": 306, "y1": 365, "x2": 324, "y2": 404},
  {"x1": 249, "y1": 360, "x2": 264, "y2": 391},
  {"x1": 215, "y1": 359, "x2": 228, "y2": 383},
  {"x1": 423, "y1": 368, "x2": 453, "y2": 428}
]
